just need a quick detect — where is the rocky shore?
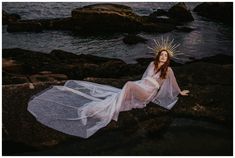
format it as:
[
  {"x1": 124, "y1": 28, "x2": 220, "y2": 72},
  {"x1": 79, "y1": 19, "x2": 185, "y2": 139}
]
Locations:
[
  {"x1": 2, "y1": 2, "x2": 233, "y2": 156},
  {"x1": 3, "y1": 2, "x2": 232, "y2": 35},
  {"x1": 3, "y1": 2, "x2": 195, "y2": 34},
  {"x1": 2, "y1": 47, "x2": 233, "y2": 155}
]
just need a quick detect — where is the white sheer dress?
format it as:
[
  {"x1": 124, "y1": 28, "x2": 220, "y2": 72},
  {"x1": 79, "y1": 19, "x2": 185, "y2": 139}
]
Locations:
[{"x1": 28, "y1": 61, "x2": 181, "y2": 138}]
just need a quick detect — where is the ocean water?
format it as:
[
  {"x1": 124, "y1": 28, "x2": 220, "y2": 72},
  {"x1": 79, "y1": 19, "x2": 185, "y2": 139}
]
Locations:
[{"x1": 2, "y1": 2, "x2": 233, "y2": 64}]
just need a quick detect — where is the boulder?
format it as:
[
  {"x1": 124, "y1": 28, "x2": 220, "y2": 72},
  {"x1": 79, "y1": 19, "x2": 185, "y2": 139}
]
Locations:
[
  {"x1": 193, "y1": 2, "x2": 233, "y2": 24},
  {"x1": 7, "y1": 21, "x2": 43, "y2": 32},
  {"x1": 6, "y1": 3, "x2": 177, "y2": 34},
  {"x1": 168, "y1": 2, "x2": 194, "y2": 22},
  {"x1": 3, "y1": 10, "x2": 21, "y2": 25},
  {"x1": 149, "y1": 9, "x2": 168, "y2": 17},
  {"x1": 7, "y1": 17, "x2": 74, "y2": 32},
  {"x1": 71, "y1": 3, "x2": 143, "y2": 33},
  {"x1": 2, "y1": 48, "x2": 145, "y2": 85}
]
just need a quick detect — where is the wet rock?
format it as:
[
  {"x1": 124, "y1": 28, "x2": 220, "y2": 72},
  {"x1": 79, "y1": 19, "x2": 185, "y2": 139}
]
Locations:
[
  {"x1": 2, "y1": 81, "x2": 71, "y2": 149},
  {"x1": 2, "y1": 58, "x2": 22, "y2": 73},
  {"x1": 168, "y1": 2, "x2": 194, "y2": 22},
  {"x1": 176, "y1": 26, "x2": 195, "y2": 32},
  {"x1": 2, "y1": 71, "x2": 29, "y2": 85},
  {"x1": 7, "y1": 18, "x2": 73, "y2": 32},
  {"x1": 3, "y1": 48, "x2": 62, "y2": 75},
  {"x1": 188, "y1": 54, "x2": 233, "y2": 65},
  {"x1": 2, "y1": 48, "x2": 145, "y2": 85},
  {"x1": 2, "y1": 49, "x2": 232, "y2": 152},
  {"x1": 29, "y1": 73, "x2": 68, "y2": 83},
  {"x1": 2, "y1": 81, "x2": 170, "y2": 149},
  {"x1": 36, "y1": 17, "x2": 74, "y2": 30},
  {"x1": 71, "y1": 3, "x2": 143, "y2": 33},
  {"x1": 6, "y1": 3, "x2": 177, "y2": 34},
  {"x1": 7, "y1": 21, "x2": 43, "y2": 32},
  {"x1": 171, "y1": 62, "x2": 232, "y2": 127},
  {"x1": 123, "y1": 34, "x2": 147, "y2": 45},
  {"x1": 149, "y1": 9, "x2": 168, "y2": 17},
  {"x1": 193, "y1": 2, "x2": 233, "y2": 25},
  {"x1": 3, "y1": 10, "x2": 21, "y2": 25},
  {"x1": 146, "y1": 3, "x2": 195, "y2": 27},
  {"x1": 146, "y1": 16, "x2": 178, "y2": 25},
  {"x1": 3, "y1": 141, "x2": 39, "y2": 156}
]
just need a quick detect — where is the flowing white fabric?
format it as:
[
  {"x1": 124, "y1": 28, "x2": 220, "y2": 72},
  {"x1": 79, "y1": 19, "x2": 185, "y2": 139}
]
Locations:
[
  {"x1": 141, "y1": 61, "x2": 181, "y2": 110},
  {"x1": 27, "y1": 61, "x2": 181, "y2": 138}
]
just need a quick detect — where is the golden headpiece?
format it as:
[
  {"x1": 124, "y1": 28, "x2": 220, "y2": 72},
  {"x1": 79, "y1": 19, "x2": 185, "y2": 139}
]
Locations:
[{"x1": 147, "y1": 36, "x2": 181, "y2": 57}]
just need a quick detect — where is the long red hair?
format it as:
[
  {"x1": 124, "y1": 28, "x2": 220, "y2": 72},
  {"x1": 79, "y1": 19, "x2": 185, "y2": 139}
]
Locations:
[{"x1": 153, "y1": 49, "x2": 170, "y2": 79}]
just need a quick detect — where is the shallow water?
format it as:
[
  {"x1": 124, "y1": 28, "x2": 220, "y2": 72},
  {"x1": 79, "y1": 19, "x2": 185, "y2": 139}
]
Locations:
[{"x1": 2, "y1": 2, "x2": 233, "y2": 64}]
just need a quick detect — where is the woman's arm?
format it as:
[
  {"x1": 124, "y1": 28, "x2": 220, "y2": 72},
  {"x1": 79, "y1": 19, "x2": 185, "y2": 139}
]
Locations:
[{"x1": 168, "y1": 67, "x2": 190, "y2": 97}]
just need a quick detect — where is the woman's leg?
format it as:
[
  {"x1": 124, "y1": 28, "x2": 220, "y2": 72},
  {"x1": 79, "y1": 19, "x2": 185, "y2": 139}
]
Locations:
[
  {"x1": 119, "y1": 81, "x2": 152, "y2": 111},
  {"x1": 123, "y1": 81, "x2": 150, "y2": 102}
]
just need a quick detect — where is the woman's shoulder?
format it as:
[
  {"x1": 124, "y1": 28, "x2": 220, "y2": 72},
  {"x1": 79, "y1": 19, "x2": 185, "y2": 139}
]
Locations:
[
  {"x1": 167, "y1": 67, "x2": 174, "y2": 75},
  {"x1": 167, "y1": 66, "x2": 173, "y2": 71},
  {"x1": 148, "y1": 61, "x2": 154, "y2": 67}
]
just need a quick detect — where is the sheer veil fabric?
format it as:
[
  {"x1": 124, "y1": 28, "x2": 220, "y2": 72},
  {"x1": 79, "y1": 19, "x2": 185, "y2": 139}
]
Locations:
[{"x1": 28, "y1": 61, "x2": 181, "y2": 138}]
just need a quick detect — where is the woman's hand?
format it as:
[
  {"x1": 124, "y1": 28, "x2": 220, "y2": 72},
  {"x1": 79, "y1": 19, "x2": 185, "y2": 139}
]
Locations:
[{"x1": 180, "y1": 90, "x2": 190, "y2": 96}]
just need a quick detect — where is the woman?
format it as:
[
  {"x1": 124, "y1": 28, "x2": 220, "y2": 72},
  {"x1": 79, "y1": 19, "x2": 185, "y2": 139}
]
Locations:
[{"x1": 28, "y1": 37, "x2": 189, "y2": 138}]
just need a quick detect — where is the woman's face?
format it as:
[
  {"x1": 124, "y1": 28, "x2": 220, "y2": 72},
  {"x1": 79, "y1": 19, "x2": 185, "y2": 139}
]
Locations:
[{"x1": 159, "y1": 50, "x2": 168, "y2": 63}]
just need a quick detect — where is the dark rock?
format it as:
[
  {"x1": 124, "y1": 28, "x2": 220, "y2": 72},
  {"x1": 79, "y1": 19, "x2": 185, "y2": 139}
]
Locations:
[
  {"x1": 38, "y1": 18, "x2": 74, "y2": 30},
  {"x1": 2, "y1": 47, "x2": 232, "y2": 152},
  {"x1": 144, "y1": 15, "x2": 175, "y2": 24},
  {"x1": 2, "y1": 82, "x2": 72, "y2": 148},
  {"x1": 7, "y1": 21, "x2": 43, "y2": 32},
  {"x1": 2, "y1": 81, "x2": 170, "y2": 149},
  {"x1": 193, "y1": 2, "x2": 233, "y2": 25},
  {"x1": 168, "y1": 2, "x2": 194, "y2": 22},
  {"x1": 71, "y1": 3, "x2": 143, "y2": 33},
  {"x1": 149, "y1": 9, "x2": 168, "y2": 17},
  {"x1": 2, "y1": 48, "x2": 61, "y2": 75},
  {"x1": 188, "y1": 54, "x2": 233, "y2": 65},
  {"x1": 50, "y1": 49, "x2": 80, "y2": 63},
  {"x1": 3, "y1": 10, "x2": 21, "y2": 25},
  {"x1": 142, "y1": 22, "x2": 176, "y2": 33},
  {"x1": 123, "y1": 34, "x2": 147, "y2": 45},
  {"x1": 28, "y1": 18, "x2": 73, "y2": 30},
  {"x1": 176, "y1": 26, "x2": 195, "y2": 32},
  {"x1": 5, "y1": 3, "x2": 179, "y2": 34},
  {"x1": 3, "y1": 60, "x2": 232, "y2": 150},
  {"x1": 6, "y1": 18, "x2": 73, "y2": 32},
  {"x1": 2, "y1": 48, "x2": 141, "y2": 84},
  {"x1": 29, "y1": 74, "x2": 68, "y2": 83},
  {"x1": 3, "y1": 141, "x2": 39, "y2": 156},
  {"x1": 9, "y1": 13, "x2": 21, "y2": 20}
]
